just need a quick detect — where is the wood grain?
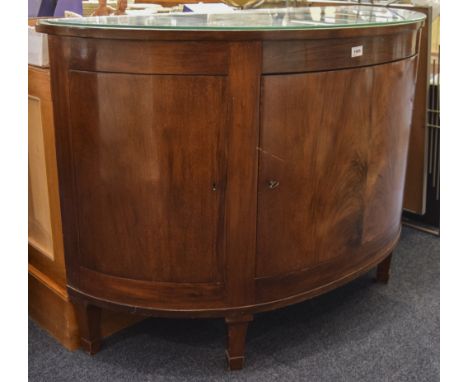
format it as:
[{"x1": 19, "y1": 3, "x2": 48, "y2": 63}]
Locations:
[
  {"x1": 66, "y1": 38, "x2": 229, "y2": 75},
  {"x1": 225, "y1": 315, "x2": 253, "y2": 370},
  {"x1": 28, "y1": 273, "x2": 80, "y2": 350},
  {"x1": 257, "y1": 67, "x2": 372, "y2": 278},
  {"x1": 256, "y1": 58, "x2": 415, "y2": 298},
  {"x1": 28, "y1": 64, "x2": 147, "y2": 351},
  {"x1": 68, "y1": 72, "x2": 227, "y2": 284},
  {"x1": 303, "y1": 0, "x2": 431, "y2": 215},
  {"x1": 43, "y1": 22, "x2": 422, "y2": 368},
  {"x1": 28, "y1": 265, "x2": 145, "y2": 351},
  {"x1": 363, "y1": 57, "x2": 417, "y2": 242},
  {"x1": 28, "y1": 66, "x2": 66, "y2": 285},
  {"x1": 29, "y1": 95, "x2": 54, "y2": 257},
  {"x1": 75, "y1": 266, "x2": 225, "y2": 310},
  {"x1": 263, "y1": 31, "x2": 417, "y2": 74},
  {"x1": 74, "y1": 302, "x2": 102, "y2": 354},
  {"x1": 224, "y1": 42, "x2": 262, "y2": 307}
]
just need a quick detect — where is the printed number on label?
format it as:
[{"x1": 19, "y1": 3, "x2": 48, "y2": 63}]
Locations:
[{"x1": 351, "y1": 45, "x2": 363, "y2": 58}]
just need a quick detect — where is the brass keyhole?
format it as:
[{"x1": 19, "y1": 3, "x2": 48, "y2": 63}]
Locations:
[{"x1": 268, "y1": 180, "x2": 280, "y2": 189}]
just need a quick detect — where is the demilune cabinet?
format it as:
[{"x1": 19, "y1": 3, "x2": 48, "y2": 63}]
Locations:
[{"x1": 37, "y1": 6, "x2": 425, "y2": 370}]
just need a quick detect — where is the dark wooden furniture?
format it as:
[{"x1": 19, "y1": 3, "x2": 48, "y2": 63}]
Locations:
[
  {"x1": 37, "y1": 7, "x2": 424, "y2": 370},
  {"x1": 28, "y1": 63, "x2": 145, "y2": 350},
  {"x1": 28, "y1": 17, "x2": 148, "y2": 350}
]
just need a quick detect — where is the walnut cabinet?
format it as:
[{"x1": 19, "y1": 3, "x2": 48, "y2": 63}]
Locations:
[{"x1": 37, "y1": 6, "x2": 425, "y2": 369}]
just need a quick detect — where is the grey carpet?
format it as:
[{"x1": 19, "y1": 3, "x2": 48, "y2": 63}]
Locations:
[{"x1": 28, "y1": 226, "x2": 439, "y2": 382}]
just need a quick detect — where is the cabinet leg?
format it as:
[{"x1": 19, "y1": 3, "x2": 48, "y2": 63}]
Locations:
[
  {"x1": 74, "y1": 302, "x2": 102, "y2": 355},
  {"x1": 376, "y1": 252, "x2": 393, "y2": 284},
  {"x1": 225, "y1": 315, "x2": 253, "y2": 371}
]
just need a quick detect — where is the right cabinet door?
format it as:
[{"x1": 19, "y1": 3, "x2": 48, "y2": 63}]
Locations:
[{"x1": 256, "y1": 58, "x2": 416, "y2": 299}]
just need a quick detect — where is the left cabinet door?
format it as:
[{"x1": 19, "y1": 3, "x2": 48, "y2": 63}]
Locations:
[{"x1": 65, "y1": 72, "x2": 228, "y2": 309}]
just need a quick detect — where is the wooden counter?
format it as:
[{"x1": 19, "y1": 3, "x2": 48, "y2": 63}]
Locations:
[{"x1": 37, "y1": 6, "x2": 424, "y2": 369}]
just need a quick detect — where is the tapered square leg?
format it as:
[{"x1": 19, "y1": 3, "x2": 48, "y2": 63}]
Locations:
[
  {"x1": 74, "y1": 302, "x2": 102, "y2": 355},
  {"x1": 225, "y1": 315, "x2": 253, "y2": 370},
  {"x1": 376, "y1": 252, "x2": 393, "y2": 284}
]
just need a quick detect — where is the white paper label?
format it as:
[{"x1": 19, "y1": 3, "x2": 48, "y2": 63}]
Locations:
[{"x1": 351, "y1": 45, "x2": 363, "y2": 58}]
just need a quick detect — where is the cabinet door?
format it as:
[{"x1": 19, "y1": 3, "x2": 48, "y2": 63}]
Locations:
[
  {"x1": 257, "y1": 59, "x2": 416, "y2": 285},
  {"x1": 67, "y1": 72, "x2": 227, "y2": 286}
]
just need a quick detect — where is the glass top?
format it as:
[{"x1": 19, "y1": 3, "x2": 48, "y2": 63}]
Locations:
[{"x1": 38, "y1": 6, "x2": 425, "y2": 31}]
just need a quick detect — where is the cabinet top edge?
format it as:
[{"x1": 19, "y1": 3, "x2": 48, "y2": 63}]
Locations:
[
  {"x1": 36, "y1": 6, "x2": 425, "y2": 41},
  {"x1": 37, "y1": 21, "x2": 423, "y2": 42}
]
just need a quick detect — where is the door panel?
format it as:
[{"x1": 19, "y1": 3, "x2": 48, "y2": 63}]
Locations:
[
  {"x1": 257, "y1": 67, "x2": 372, "y2": 279},
  {"x1": 257, "y1": 58, "x2": 416, "y2": 280},
  {"x1": 29, "y1": 96, "x2": 54, "y2": 258},
  {"x1": 68, "y1": 72, "x2": 227, "y2": 284},
  {"x1": 363, "y1": 58, "x2": 416, "y2": 242}
]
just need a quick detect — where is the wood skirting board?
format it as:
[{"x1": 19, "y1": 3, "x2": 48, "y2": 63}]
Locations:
[
  {"x1": 29, "y1": 262, "x2": 145, "y2": 351},
  {"x1": 29, "y1": 267, "x2": 79, "y2": 350}
]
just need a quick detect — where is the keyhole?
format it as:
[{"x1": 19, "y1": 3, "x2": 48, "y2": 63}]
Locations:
[{"x1": 268, "y1": 180, "x2": 280, "y2": 189}]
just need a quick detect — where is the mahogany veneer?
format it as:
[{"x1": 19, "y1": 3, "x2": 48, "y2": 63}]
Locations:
[
  {"x1": 28, "y1": 63, "x2": 144, "y2": 350},
  {"x1": 37, "y1": 19, "x2": 423, "y2": 369}
]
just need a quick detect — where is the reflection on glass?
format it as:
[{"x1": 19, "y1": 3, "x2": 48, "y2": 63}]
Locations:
[{"x1": 39, "y1": 6, "x2": 425, "y2": 31}]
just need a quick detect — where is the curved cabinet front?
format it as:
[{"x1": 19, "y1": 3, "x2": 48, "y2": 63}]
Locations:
[
  {"x1": 39, "y1": 17, "x2": 422, "y2": 369},
  {"x1": 68, "y1": 72, "x2": 228, "y2": 311},
  {"x1": 256, "y1": 59, "x2": 417, "y2": 304}
]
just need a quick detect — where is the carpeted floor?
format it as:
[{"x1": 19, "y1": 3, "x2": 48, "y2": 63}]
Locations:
[{"x1": 28, "y1": 226, "x2": 439, "y2": 382}]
